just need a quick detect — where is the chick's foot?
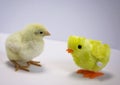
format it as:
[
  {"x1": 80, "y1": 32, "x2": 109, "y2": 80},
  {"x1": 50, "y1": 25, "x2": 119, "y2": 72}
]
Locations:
[
  {"x1": 11, "y1": 60, "x2": 29, "y2": 72},
  {"x1": 76, "y1": 69, "x2": 104, "y2": 79},
  {"x1": 27, "y1": 60, "x2": 41, "y2": 66}
]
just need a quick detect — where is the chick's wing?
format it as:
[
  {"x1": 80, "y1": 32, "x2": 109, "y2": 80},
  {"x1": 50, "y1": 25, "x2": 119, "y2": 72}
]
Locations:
[
  {"x1": 6, "y1": 33, "x2": 22, "y2": 53},
  {"x1": 90, "y1": 40, "x2": 110, "y2": 60}
]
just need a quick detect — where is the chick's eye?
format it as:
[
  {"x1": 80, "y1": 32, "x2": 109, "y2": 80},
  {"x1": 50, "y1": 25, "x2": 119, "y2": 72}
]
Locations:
[
  {"x1": 78, "y1": 45, "x2": 82, "y2": 49},
  {"x1": 40, "y1": 32, "x2": 43, "y2": 34}
]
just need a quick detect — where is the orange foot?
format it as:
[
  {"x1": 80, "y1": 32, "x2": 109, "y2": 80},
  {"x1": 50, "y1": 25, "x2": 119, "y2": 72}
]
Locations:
[{"x1": 76, "y1": 69, "x2": 104, "y2": 79}]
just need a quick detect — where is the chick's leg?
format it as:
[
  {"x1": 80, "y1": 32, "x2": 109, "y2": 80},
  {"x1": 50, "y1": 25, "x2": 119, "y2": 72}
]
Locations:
[
  {"x1": 27, "y1": 60, "x2": 41, "y2": 66},
  {"x1": 11, "y1": 60, "x2": 29, "y2": 72},
  {"x1": 76, "y1": 69, "x2": 104, "y2": 79}
]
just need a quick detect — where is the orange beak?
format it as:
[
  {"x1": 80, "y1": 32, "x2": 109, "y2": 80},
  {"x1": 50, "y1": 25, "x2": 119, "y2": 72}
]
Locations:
[
  {"x1": 66, "y1": 48, "x2": 73, "y2": 53},
  {"x1": 45, "y1": 31, "x2": 51, "y2": 36}
]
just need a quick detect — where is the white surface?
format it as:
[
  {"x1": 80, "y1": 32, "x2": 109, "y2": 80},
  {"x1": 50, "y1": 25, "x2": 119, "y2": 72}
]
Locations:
[
  {"x1": 0, "y1": 0, "x2": 120, "y2": 50},
  {"x1": 0, "y1": 34, "x2": 120, "y2": 85}
]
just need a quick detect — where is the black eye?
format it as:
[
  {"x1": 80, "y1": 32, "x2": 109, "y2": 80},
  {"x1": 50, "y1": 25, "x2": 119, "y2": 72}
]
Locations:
[
  {"x1": 40, "y1": 32, "x2": 43, "y2": 34},
  {"x1": 78, "y1": 45, "x2": 82, "y2": 49}
]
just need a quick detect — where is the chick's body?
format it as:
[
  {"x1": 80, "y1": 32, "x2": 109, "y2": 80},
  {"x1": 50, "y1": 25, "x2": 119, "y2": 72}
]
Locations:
[
  {"x1": 6, "y1": 33, "x2": 44, "y2": 62},
  {"x1": 6, "y1": 24, "x2": 50, "y2": 71},
  {"x1": 67, "y1": 36, "x2": 110, "y2": 78}
]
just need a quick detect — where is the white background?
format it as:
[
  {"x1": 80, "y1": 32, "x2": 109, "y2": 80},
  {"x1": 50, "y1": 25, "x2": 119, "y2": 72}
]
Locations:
[{"x1": 0, "y1": 0, "x2": 120, "y2": 50}]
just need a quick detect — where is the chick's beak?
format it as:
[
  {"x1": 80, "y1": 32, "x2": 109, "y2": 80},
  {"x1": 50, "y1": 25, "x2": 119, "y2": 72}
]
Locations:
[
  {"x1": 45, "y1": 31, "x2": 51, "y2": 36},
  {"x1": 66, "y1": 48, "x2": 73, "y2": 53}
]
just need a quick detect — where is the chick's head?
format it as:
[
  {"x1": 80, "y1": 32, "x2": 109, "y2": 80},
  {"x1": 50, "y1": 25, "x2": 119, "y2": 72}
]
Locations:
[
  {"x1": 66, "y1": 36, "x2": 91, "y2": 56},
  {"x1": 23, "y1": 24, "x2": 50, "y2": 40}
]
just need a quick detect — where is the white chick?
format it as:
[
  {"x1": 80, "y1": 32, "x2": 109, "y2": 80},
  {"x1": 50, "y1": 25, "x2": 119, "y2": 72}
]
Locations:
[{"x1": 6, "y1": 24, "x2": 50, "y2": 71}]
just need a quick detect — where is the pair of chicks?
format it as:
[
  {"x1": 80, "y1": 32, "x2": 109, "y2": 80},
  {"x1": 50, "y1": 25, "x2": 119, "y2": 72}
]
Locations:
[{"x1": 6, "y1": 24, "x2": 110, "y2": 79}]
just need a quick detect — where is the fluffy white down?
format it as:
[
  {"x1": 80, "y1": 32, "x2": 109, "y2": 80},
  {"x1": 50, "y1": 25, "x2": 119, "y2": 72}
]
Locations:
[
  {"x1": 19, "y1": 40, "x2": 44, "y2": 62},
  {"x1": 6, "y1": 34, "x2": 44, "y2": 62}
]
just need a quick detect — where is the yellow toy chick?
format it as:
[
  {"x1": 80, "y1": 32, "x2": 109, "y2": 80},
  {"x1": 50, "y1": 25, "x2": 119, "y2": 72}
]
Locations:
[
  {"x1": 66, "y1": 36, "x2": 110, "y2": 79},
  {"x1": 6, "y1": 24, "x2": 50, "y2": 72}
]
